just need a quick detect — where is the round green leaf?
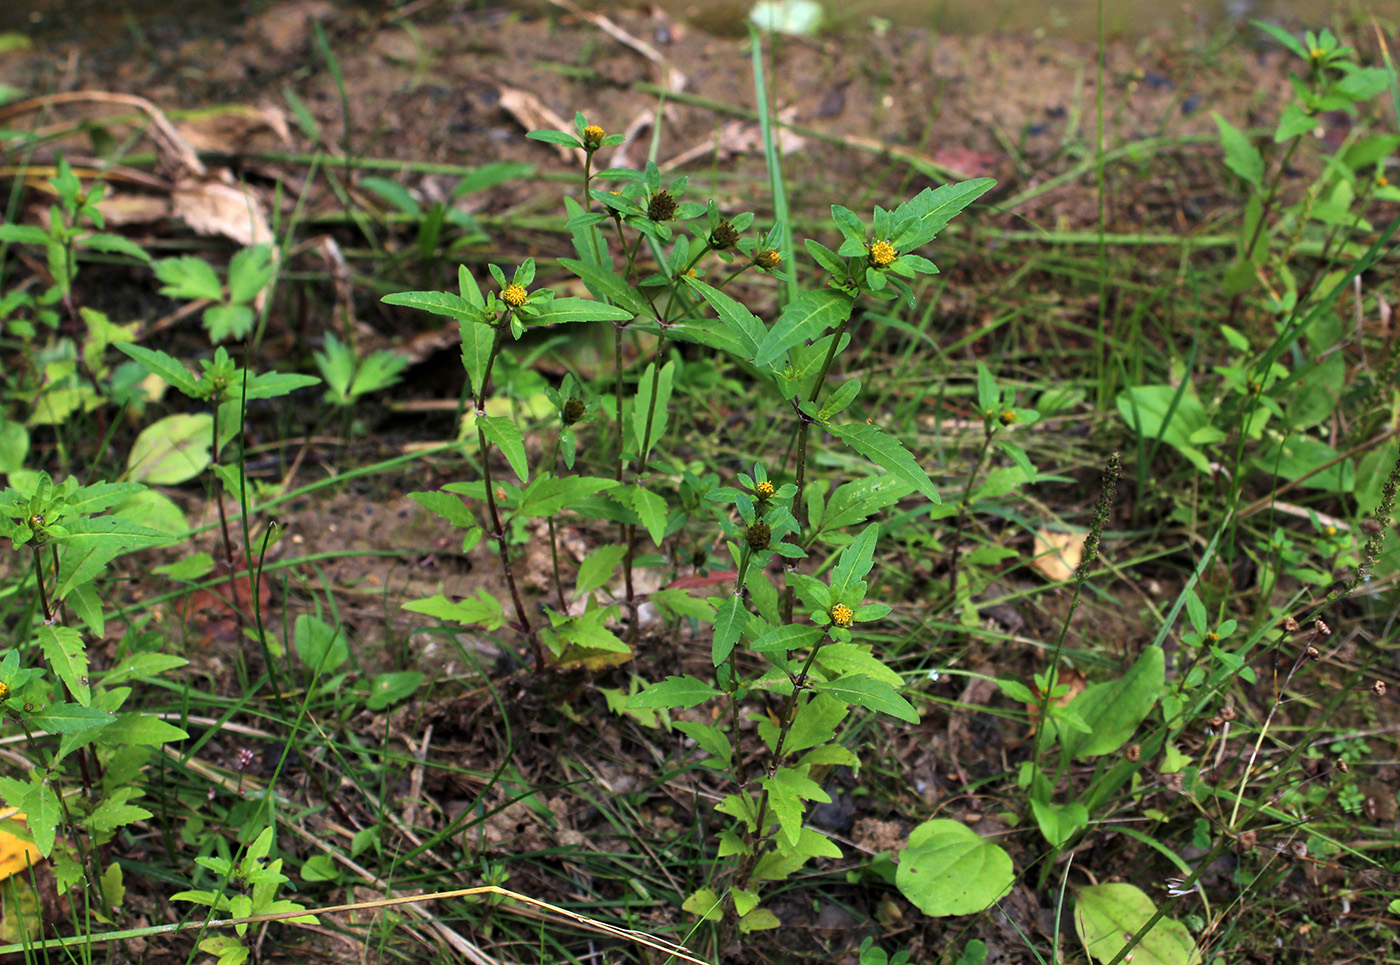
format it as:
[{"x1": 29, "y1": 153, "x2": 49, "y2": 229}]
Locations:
[
  {"x1": 365, "y1": 671, "x2": 423, "y2": 710},
  {"x1": 127, "y1": 414, "x2": 213, "y2": 484},
  {"x1": 115, "y1": 489, "x2": 189, "y2": 535},
  {"x1": 896, "y1": 819, "x2": 1014, "y2": 916},
  {"x1": 1075, "y1": 883, "x2": 1201, "y2": 965}
]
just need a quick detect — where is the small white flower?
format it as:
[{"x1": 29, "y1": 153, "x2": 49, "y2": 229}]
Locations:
[{"x1": 1164, "y1": 877, "x2": 1197, "y2": 898}]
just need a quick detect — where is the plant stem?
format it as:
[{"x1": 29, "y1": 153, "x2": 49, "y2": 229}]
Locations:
[
  {"x1": 732, "y1": 632, "x2": 832, "y2": 895},
  {"x1": 475, "y1": 320, "x2": 542, "y2": 671},
  {"x1": 945, "y1": 425, "x2": 996, "y2": 598},
  {"x1": 782, "y1": 318, "x2": 851, "y2": 623}
]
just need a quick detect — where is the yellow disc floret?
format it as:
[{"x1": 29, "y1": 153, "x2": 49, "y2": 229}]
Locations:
[
  {"x1": 502, "y1": 284, "x2": 528, "y2": 308},
  {"x1": 583, "y1": 124, "x2": 606, "y2": 149},
  {"x1": 869, "y1": 240, "x2": 897, "y2": 268},
  {"x1": 755, "y1": 480, "x2": 775, "y2": 499},
  {"x1": 830, "y1": 603, "x2": 854, "y2": 628}
]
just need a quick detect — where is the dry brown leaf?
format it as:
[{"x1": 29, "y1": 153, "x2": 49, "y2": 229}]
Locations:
[
  {"x1": 174, "y1": 104, "x2": 292, "y2": 155},
  {"x1": 1031, "y1": 530, "x2": 1083, "y2": 582},
  {"x1": 172, "y1": 174, "x2": 273, "y2": 247},
  {"x1": 497, "y1": 86, "x2": 577, "y2": 163},
  {"x1": 658, "y1": 107, "x2": 805, "y2": 170},
  {"x1": 545, "y1": 0, "x2": 687, "y2": 93},
  {"x1": 93, "y1": 192, "x2": 173, "y2": 226},
  {"x1": 0, "y1": 90, "x2": 204, "y2": 177}
]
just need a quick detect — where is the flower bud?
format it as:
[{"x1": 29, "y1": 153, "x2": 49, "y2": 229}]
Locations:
[
  {"x1": 647, "y1": 190, "x2": 677, "y2": 222},
  {"x1": 745, "y1": 521, "x2": 771, "y2": 552},
  {"x1": 709, "y1": 220, "x2": 739, "y2": 249}
]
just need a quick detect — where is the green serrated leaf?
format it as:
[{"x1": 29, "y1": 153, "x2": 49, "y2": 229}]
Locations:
[
  {"x1": 116, "y1": 344, "x2": 199, "y2": 395},
  {"x1": 479, "y1": 414, "x2": 528, "y2": 483},
  {"x1": 28, "y1": 702, "x2": 114, "y2": 735},
  {"x1": 86, "y1": 798, "x2": 154, "y2": 834},
  {"x1": 752, "y1": 289, "x2": 854, "y2": 367},
  {"x1": 631, "y1": 361, "x2": 676, "y2": 457},
  {"x1": 529, "y1": 296, "x2": 634, "y2": 325},
  {"x1": 461, "y1": 321, "x2": 497, "y2": 398},
  {"x1": 711, "y1": 595, "x2": 746, "y2": 665},
  {"x1": 750, "y1": 623, "x2": 825, "y2": 653},
  {"x1": 575, "y1": 544, "x2": 628, "y2": 598},
  {"x1": 827, "y1": 422, "x2": 940, "y2": 504},
  {"x1": 831, "y1": 523, "x2": 879, "y2": 591},
  {"x1": 890, "y1": 179, "x2": 997, "y2": 251},
  {"x1": 673, "y1": 720, "x2": 733, "y2": 766},
  {"x1": 37, "y1": 625, "x2": 89, "y2": 706},
  {"x1": 817, "y1": 674, "x2": 919, "y2": 723},
  {"x1": 29, "y1": 781, "x2": 59, "y2": 857},
  {"x1": 629, "y1": 675, "x2": 722, "y2": 709},
  {"x1": 382, "y1": 290, "x2": 488, "y2": 325},
  {"x1": 51, "y1": 516, "x2": 173, "y2": 601},
  {"x1": 410, "y1": 490, "x2": 475, "y2": 528},
  {"x1": 622, "y1": 483, "x2": 667, "y2": 547},
  {"x1": 516, "y1": 475, "x2": 618, "y2": 519},
  {"x1": 102, "y1": 653, "x2": 188, "y2": 686},
  {"x1": 402, "y1": 590, "x2": 504, "y2": 630},
  {"x1": 1213, "y1": 112, "x2": 1264, "y2": 188},
  {"x1": 681, "y1": 276, "x2": 768, "y2": 361},
  {"x1": 154, "y1": 256, "x2": 224, "y2": 301}
]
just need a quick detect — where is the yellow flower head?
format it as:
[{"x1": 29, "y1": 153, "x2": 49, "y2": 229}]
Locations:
[
  {"x1": 502, "y1": 284, "x2": 528, "y2": 308},
  {"x1": 830, "y1": 603, "x2": 854, "y2": 628},
  {"x1": 583, "y1": 124, "x2": 606, "y2": 150},
  {"x1": 755, "y1": 249, "x2": 782, "y2": 270},
  {"x1": 999, "y1": 409, "x2": 1016, "y2": 426},
  {"x1": 869, "y1": 240, "x2": 898, "y2": 268},
  {"x1": 755, "y1": 480, "x2": 775, "y2": 499}
]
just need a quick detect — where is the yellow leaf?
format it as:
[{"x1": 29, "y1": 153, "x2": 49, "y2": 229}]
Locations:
[
  {"x1": 0, "y1": 815, "x2": 43, "y2": 882},
  {"x1": 1031, "y1": 530, "x2": 1083, "y2": 582}
]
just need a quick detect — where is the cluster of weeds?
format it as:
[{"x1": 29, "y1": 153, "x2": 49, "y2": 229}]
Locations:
[{"x1": 0, "y1": 12, "x2": 1394, "y2": 965}]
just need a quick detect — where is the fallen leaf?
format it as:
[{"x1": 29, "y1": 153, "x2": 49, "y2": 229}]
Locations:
[
  {"x1": 0, "y1": 815, "x2": 42, "y2": 882},
  {"x1": 1031, "y1": 530, "x2": 1083, "y2": 582},
  {"x1": 171, "y1": 174, "x2": 273, "y2": 247},
  {"x1": 498, "y1": 86, "x2": 576, "y2": 164},
  {"x1": 664, "y1": 571, "x2": 738, "y2": 592}
]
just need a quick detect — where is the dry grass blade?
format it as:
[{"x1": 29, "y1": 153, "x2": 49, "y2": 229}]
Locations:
[
  {"x1": 0, "y1": 90, "x2": 205, "y2": 177},
  {"x1": 545, "y1": 0, "x2": 687, "y2": 93}
]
